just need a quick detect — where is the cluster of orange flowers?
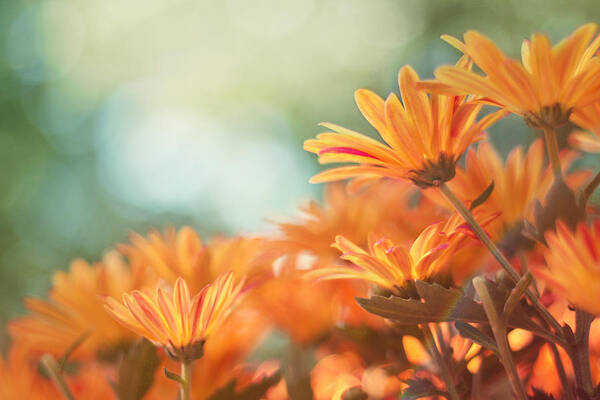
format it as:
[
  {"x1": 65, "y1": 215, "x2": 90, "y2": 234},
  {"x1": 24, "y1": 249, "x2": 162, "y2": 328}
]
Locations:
[{"x1": 3, "y1": 24, "x2": 600, "y2": 400}]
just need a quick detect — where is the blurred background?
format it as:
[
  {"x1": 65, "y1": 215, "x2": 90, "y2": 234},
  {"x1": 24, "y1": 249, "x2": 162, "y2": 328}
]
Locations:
[{"x1": 0, "y1": 0, "x2": 599, "y2": 338}]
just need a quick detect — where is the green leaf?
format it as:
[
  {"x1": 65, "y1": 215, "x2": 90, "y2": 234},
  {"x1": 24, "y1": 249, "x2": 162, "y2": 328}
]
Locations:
[
  {"x1": 112, "y1": 339, "x2": 160, "y2": 400},
  {"x1": 454, "y1": 321, "x2": 498, "y2": 354},
  {"x1": 163, "y1": 368, "x2": 185, "y2": 385},
  {"x1": 356, "y1": 281, "x2": 486, "y2": 325},
  {"x1": 469, "y1": 180, "x2": 494, "y2": 211},
  {"x1": 357, "y1": 280, "x2": 553, "y2": 341},
  {"x1": 402, "y1": 378, "x2": 445, "y2": 399}
]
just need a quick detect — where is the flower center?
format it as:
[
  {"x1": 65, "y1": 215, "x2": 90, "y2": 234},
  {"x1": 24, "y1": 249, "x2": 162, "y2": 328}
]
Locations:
[
  {"x1": 523, "y1": 103, "x2": 572, "y2": 130},
  {"x1": 408, "y1": 152, "x2": 456, "y2": 189}
]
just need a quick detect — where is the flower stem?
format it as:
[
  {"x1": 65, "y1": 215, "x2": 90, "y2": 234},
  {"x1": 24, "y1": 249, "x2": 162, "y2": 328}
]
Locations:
[
  {"x1": 548, "y1": 342, "x2": 574, "y2": 400},
  {"x1": 40, "y1": 354, "x2": 75, "y2": 400},
  {"x1": 421, "y1": 324, "x2": 460, "y2": 400},
  {"x1": 439, "y1": 183, "x2": 565, "y2": 341},
  {"x1": 180, "y1": 361, "x2": 192, "y2": 400},
  {"x1": 543, "y1": 127, "x2": 562, "y2": 178},
  {"x1": 473, "y1": 277, "x2": 528, "y2": 400},
  {"x1": 568, "y1": 310, "x2": 594, "y2": 397}
]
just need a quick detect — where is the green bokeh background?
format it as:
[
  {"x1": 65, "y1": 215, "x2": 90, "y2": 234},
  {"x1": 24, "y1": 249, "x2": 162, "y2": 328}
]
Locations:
[{"x1": 0, "y1": 0, "x2": 599, "y2": 344}]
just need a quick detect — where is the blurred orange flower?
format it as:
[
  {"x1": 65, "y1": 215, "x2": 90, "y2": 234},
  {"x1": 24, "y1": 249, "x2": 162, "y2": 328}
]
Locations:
[
  {"x1": 10, "y1": 251, "x2": 151, "y2": 359},
  {"x1": 105, "y1": 272, "x2": 243, "y2": 361},
  {"x1": 536, "y1": 220, "x2": 600, "y2": 315},
  {"x1": 424, "y1": 24, "x2": 600, "y2": 129},
  {"x1": 311, "y1": 353, "x2": 403, "y2": 400},
  {"x1": 304, "y1": 61, "x2": 505, "y2": 188},
  {"x1": 120, "y1": 227, "x2": 272, "y2": 293},
  {"x1": 253, "y1": 273, "x2": 337, "y2": 343},
  {"x1": 0, "y1": 341, "x2": 114, "y2": 400},
  {"x1": 570, "y1": 101, "x2": 600, "y2": 152},
  {"x1": 425, "y1": 139, "x2": 589, "y2": 237},
  {"x1": 272, "y1": 181, "x2": 444, "y2": 268}
]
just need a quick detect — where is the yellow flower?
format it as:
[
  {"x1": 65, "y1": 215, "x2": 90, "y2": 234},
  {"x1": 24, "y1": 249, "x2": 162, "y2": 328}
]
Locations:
[
  {"x1": 424, "y1": 24, "x2": 600, "y2": 129},
  {"x1": 570, "y1": 101, "x2": 600, "y2": 152},
  {"x1": 306, "y1": 212, "x2": 487, "y2": 293},
  {"x1": 304, "y1": 61, "x2": 505, "y2": 188},
  {"x1": 104, "y1": 272, "x2": 243, "y2": 362},
  {"x1": 536, "y1": 220, "x2": 600, "y2": 315}
]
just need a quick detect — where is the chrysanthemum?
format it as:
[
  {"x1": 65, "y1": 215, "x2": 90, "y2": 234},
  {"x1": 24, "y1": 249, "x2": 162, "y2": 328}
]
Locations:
[
  {"x1": 10, "y1": 251, "x2": 151, "y2": 359},
  {"x1": 425, "y1": 139, "x2": 589, "y2": 236},
  {"x1": 272, "y1": 180, "x2": 442, "y2": 268},
  {"x1": 306, "y1": 213, "x2": 488, "y2": 293},
  {"x1": 104, "y1": 272, "x2": 243, "y2": 362},
  {"x1": 536, "y1": 220, "x2": 600, "y2": 315},
  {"x1": 423, "y1": 24, "x2": 600, "y2": 129},
  {"x1": 570, "y1": 101, "x2": 600, "y2": 152},
  {"x1": 0, "y1": 341, "x2": 115, "y2": 400},
  {"x1": 304, "y1": 61, "x2": 505, "y2": 188},
  {"x1": 120, "y1": 227, "x2": 271, "y2": 293}
]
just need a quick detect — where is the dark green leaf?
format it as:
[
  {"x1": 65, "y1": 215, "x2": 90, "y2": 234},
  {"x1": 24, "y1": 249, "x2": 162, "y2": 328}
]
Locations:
[
  {"x1": 402, "y1": 378, "x2": 445, "y2": 399},
  {"x1": 454, "y1": 321, "x2": 498, "y2": 354},
  {"x1": 356, "y1": 281, "x2": 486, "y2": 325},
  {"x1": 470, "y1": 180, "x2": 494, "y2": 210},
  {"x1": 357, "y1": 280, "x2": 553, "y2": 341},
  {"x1": 112, "y1": 339, "x2": 160, "y2": 400}
]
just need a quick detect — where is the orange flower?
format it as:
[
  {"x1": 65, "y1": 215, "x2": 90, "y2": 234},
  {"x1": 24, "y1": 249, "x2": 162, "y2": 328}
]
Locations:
[
  {"x1": 120, "y1": 227, "x2": 271, "y2": 293},
  {"x1": 104, "y1": 272, "x2": 243, "y2": 361},
  {"x1": 311, "y1": 353, "x2": 403, "y2": 400},
  {"x1": 425, "y1": 139, "x2": 589, "y2": 237},
  {"x1": 424, "y1": 24, "x2": 600, "y2": 129},
  {"x1": 403, "y1": 323, "x2": 482, "y2": 374},
  {"x1": 10, "y1": 251, "x2": 151, "y2": 359},
  {"x1": 253, "y1": 273, "x2": 337, "y2": 343},
  {"x1": 0, "y1": 341, "x2": 115, "y2": 400},
  {"x1": 536, "y1": 220, "x2": 600, "y2": 315},
  {"x1": 304, "y1": 61, "x2": 505, "y2": 188},
  {"x1": 272, "y1": 180, "x2": 442, "y2": 269},
  {"x1": 306, "y1": 213, "x2": 485, "y2": 293},
  {"x1": 570, "y1": 101, "x2": 600, "y2": 152}
]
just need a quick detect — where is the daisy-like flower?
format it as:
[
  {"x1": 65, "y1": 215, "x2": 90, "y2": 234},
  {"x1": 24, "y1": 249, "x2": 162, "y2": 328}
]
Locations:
[
  {"x1": 304, "y1": 60, "x2": 505, "y2": 189},
  {"x1": 536, "y1": 220, "x2": 600, "y2": 315},
  {"x1": 306, "y1": 212, "x2": 489, "y2": 293},
  {"x1": 272, "y1": 180, "x2": 442, "y2": 268},
  {"x1": 423, "y1": 24, "x2": 600, "y2": 130},
  {"x1": 425, "y1": 139, "x2": 589, "y2": 236},
  {"x1": 570, "y1": 101, "x2": 600, "y2": 152},
  {"x1": 10, "y1": 251, "x2": 152, "y2": 359},
  {"x1": 104, "y1": 272, "x2": 243, "y2": 362},
  {"x1": 120, "y1": 227, "x2": 271, "y2": 293}
]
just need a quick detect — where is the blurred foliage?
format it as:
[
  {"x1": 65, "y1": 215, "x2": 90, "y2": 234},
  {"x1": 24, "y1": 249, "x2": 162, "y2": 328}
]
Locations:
[{"x1": 0, "y1": 0, "x2": 599, "y2": 347}]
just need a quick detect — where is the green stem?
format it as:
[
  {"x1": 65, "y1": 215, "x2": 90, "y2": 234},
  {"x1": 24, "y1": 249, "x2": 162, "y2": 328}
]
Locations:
[
  {"x1": 473, "y1": 277, "x2": 528, "y2": 400},
  {"x1": 40, "y1": 354, "x2": 75, "y2": 400},
  {"x1": 439, "y1": 183, "x2": 565, "y2": 342},
  {"x1": 543, "y1": 127, "x2": 562, "y2": 179},
  {"x1": 180, "y1": 361, "x2": 192, "y2": 400},
  {"x1": 421, "y1": 324, "x2": 461, "y2": 400}
]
